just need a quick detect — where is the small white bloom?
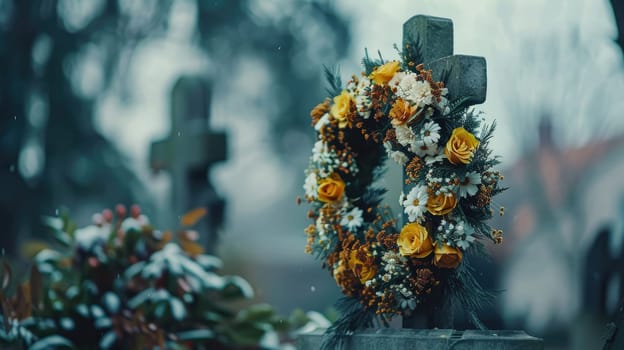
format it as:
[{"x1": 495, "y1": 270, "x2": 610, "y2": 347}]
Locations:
[
  {"x1": 303, "y1": 172, "x2": 318, "y2": 198},
  {"x1": 340, "y1": 207, "x2": 364, "y2": 231},
  {"x1": 402, "y1": 185, "x2": 428, "y2": 223},
  {"x1": 398, "y1": 77, "x2": 433, "y2": 107},
  {"x1": 314, "y1": 113, "x2": 330, "y2": 131},
  {"x1": 458, "y1": 171, "x2": 482, "y2": 198},
  {"x1": 425, "y1": 152, "x2": 446, "y2": 165},
  {"x1": 390, "y1": 151, "x2": 409, "y2": 166},
  {"x1": 311, "y1": 140, "x2": 327, "y2": 163},
  {"x1": 410, "y1": 139, "x2": 428, "y2": 156},
  {"x1": 394, "y1": 125, "x2": 416, "y2": 147},
  {"x1": 388, "y1": 71, "x2": 407, "y2": 87},
  {"x1": 455, "y1": 224, "x2": 476, "y2": 250},
  {"x1": 398, "y1": 191, "x2": 406, "y2": 207},
  {"x1": 421, "y1": 121, "x2": 441, "y2": 146}
]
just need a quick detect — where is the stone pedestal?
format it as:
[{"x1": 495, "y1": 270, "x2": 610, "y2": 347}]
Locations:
[{"x1": 297, "y1": 329, "x2": 543, "y2": 350}]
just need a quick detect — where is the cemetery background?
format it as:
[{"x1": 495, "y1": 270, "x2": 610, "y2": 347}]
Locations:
[{"x1": 1, "y1": 0, "x2": 624, "y2": 349}]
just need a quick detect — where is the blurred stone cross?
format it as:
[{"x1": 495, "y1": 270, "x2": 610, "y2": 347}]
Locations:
[
  {"x1": 401, "y1": 15, "x2": 487, "y2": 329},
  {"x1": 150, "y1": 76, "x2": 227, "y2": 253}
]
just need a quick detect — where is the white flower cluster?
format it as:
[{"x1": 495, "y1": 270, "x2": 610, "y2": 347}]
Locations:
[
  {"x1": 315, "y1": 213, "x2": 330, "y2": 248},
  {"x1": 303, "y1": 172, "x2": 318, "y2": 199},
  {"x1": 425, "y1": 170, "x2": 457, "y2": 197},
  {"x1": 380, "y1": 251, "x2": 407, "y2": 280},
  {"x1": 436, "y1": 218, "x2": 476, "y2": 250},
  {"x1": 310, "y1": 140, "x2": 358, "y2": 178},
  {"x1": 389, "y1": 71, "x2": 449, "y2": 115},
  {"x1": 424, "y1": 170, "x2": 482, "y2": 199},
  {"x1": 347, "y1": 76, "x2": 372, "y2": 119},
  {"x1": 390, "y1": 121, "x2": 445, "y2": 167},
  {"x1": 379, "y1": 249, "x2": 417, "y2": 310}
]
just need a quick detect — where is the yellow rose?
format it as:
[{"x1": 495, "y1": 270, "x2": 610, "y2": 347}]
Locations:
[
  {"x1": 427, "y1": 191, "x2": 457, "y2": 216},
  {"x1": 349, "y1": 248, "x2": 377, "y2": 284},
  {"x1": 433, "y1": 243, "x2": 463, "y2": 269},
  {"x1": 369, "y1": 61, "x2": 400, "y2": 85},
  {"x1": 317, "y1": 174, "x2": 345, "y2": 203},
  {"x1": 330, "y1": 90, "x2": 354, "y2": 128},
  {"x1": 444, "y1": 127, "x2": 480, "y2": 165},
  {"x1": 397, "y1": 223, "x2": 434, "y2": 258},
  {"x1": 389, "y1": 98, "x2": 419, "y2": 126}
]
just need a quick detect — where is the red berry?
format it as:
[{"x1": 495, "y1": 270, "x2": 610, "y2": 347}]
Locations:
[
  {"x1": 88, "y1": 257, "x2": 99, "y2": 268},
  {"x1": 130, "y1": 204, "x2": 141, "y2": 218},
  {"x1": 115, "y1": 204, "x2": 127, "y2": 218},
  {"x1": 102, "y1": 209, "x2": 113, "y2": 222}
]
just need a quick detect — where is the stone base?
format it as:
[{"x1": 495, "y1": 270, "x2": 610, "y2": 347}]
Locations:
[{"x1": 297, "y1": 329, "x2": 543, "y2": 350}]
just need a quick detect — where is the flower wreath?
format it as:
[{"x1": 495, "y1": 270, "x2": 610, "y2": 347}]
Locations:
[{"x1": 302, "y1": 50, "x2": 504, "y2": 333}]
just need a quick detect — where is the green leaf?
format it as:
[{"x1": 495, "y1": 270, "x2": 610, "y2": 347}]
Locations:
[
  {"x1": 221, "y1": 276, "x2": 254, "y2": 299},
  {"x1": 1, "y1": 260, "x2": 11, "y2": 291},
  {"x1": 99, "y1": 331, "x2": 116, "y2": 350},
  {"x1": 226, "y1": 322, "x2": 266, "y2": 346},
  {"x1": 236, "y1": 303, "x2": 275, "y2": 323},
  {"x1": 170, "y1": 297, "x2": 186, "y2": 320},
  {"x1": 176, "y1": 329, "x2": 215, "y2": 341},
  {"x1": 29, "y1": 335, "x2": 74, "y2": 350},
  {"x1": 42, "y1": 217, "x2": 72, "y2": 247}
]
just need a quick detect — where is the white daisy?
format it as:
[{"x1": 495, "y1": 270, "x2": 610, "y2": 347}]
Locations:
[
  {"x1": 421, "y1": 121, "x2": 441, "y2": 146},
  {"x1": 411, "y1": 139, "x2": 431, "y2": 157},
  {"x1": 340, "y1": 207, "x2": 363, "y2": 231},
  {"x1": 402, "y1": 185, "x2": 428, "y2": 223},
  {"x1": 458, "y1": 171, "x2": 482, "y2": 198},
  {"x1": 398, "y1": 191, "x2": 406, "y2": 206},
  {"x1": 303, "y1": 172, "x2": 318, "y2": 199}
]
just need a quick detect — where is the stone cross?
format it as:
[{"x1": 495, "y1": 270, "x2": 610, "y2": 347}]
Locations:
[
  {"x1": 150, "y1": 76, "x2": 227, "y2": 253},
  {"x1": 401, "y1": 15, "x2": 487, "y2": 329}
]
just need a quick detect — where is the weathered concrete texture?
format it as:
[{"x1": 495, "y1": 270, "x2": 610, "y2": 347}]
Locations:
[
  {"x1": 427, "y1": 55, "x2": 487, "y2": 105},
  {"x1": 298, "y1": 329, "x2": 544, "y2": 350},
  {"x1": 403, "y1": 15, "x2": 454, "y2": 64}
]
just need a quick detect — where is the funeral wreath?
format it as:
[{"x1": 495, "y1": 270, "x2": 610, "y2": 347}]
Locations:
[{"x1": 302, "y1": 46, "x2": 505, "y2": 338}]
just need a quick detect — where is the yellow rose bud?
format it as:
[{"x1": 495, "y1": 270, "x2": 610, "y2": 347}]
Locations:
[
  {"x1": 349, "y1": 248, "x2": 377, "y2": 284},
  {"x1": 433, "y1": 243, "x2": 463, "y2": 269},
  {"x1": 427, "y1": 191, "x2": 457, "y2": 216},
  {"x1": 444, "y1": 127, "x2": 480, "y2": 165},
  {"x1": 330, "y1": 90, "x2": 354, "y2": 128},
  {"x1": 389, "y1": 98, "x2": 419, "y2": 126},
  {"x1": 397, "y1": 223, "x2": 434, "y2": 258},
  {"x1": 317, "y1": 174, "x2": 345, "y2": 203},
  {"x1": 369, "y1": 61, "x2": 401, "y2": 85}
]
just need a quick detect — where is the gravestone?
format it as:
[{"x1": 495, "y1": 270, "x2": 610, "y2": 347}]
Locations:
[
  {"x1": 299, "y1": 14, "x2": 543, "y2": 349},
  {"x1": 401, "y1": 14, "x2": 486, "y2": 330},
  {"x1": 150, "y1": 76, "x2": 227, "y2": 253}
]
